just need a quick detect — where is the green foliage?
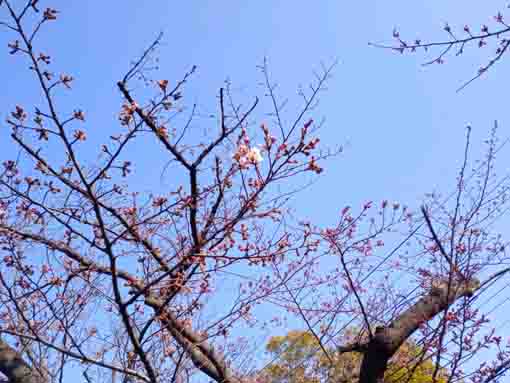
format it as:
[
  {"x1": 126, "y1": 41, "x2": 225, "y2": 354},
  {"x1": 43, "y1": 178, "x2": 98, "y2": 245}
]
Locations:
[{"x1": 262, "y1": 330, "x2": 448, "y2": 383}]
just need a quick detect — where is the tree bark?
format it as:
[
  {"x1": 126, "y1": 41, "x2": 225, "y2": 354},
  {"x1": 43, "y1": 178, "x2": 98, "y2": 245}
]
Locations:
[
  {"x1": 0, "y1": 338, "x2": 44, "y2": 383},
  {"x1": 358, "y1": 278, "x2": 480, "y2": 383}
]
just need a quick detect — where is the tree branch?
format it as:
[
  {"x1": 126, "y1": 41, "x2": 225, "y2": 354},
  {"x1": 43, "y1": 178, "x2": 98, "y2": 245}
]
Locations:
[
  {"x1": 357, "y1": 278, "x2": 480, "y2": 383},
  {"x1": 0, "y1": 337, "x2": 44, "y2": 383}
]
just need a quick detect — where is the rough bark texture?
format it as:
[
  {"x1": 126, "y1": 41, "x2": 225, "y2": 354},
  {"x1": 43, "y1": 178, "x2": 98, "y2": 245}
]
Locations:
[
  {"x1": 357, "y1": 278, "x2": 480, "y2": 383},
  {"x1": 0, "y1": 338, "x2": 44, "y2": 383},
  {"x1": 144, "y1": 295, "x2": 239, "y2": 383}
]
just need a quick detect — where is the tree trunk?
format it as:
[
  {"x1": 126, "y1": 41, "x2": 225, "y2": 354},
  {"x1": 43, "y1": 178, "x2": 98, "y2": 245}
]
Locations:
[
  {"x1": 357, "y1": 278, "x2": 480, "y2": 383},
  {"x1": 0, "y1": 338, "x2": 44, "y2": 383}
]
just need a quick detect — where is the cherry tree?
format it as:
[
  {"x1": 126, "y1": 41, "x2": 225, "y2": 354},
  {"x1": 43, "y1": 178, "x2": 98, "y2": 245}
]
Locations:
[
  {"x1": 370, "y1": 5, "x2": 510, "y2": 91},
  {"x1": 1, "y1": 2, "x2": 510, "y2": 383}
]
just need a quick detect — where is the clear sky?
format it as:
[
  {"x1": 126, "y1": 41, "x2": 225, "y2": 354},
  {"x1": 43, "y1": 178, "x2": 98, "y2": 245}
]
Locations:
[
  {"x1": 1, "y1": 0, "x2": 510, "y2": 380},
  {"x1": 2, "y1": 1, "x2": 509, "y2": 214}
]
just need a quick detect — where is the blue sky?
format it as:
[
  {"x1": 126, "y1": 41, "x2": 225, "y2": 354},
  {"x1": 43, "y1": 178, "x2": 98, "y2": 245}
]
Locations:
[
  {"x1": 2, "y1": 0, "x2": 510, "y2": 380},
  {"x1": 3, "y1": 1, "x2": 509, "y2": 215}
]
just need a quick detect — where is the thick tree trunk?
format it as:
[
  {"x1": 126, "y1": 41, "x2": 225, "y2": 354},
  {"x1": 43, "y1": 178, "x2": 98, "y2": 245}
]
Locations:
[
  {"x1": 358, "y1": 332, "x2": 391, "y2": 383},
  {"x1": 357, "y1": 278, "x2": 480, "y2": 383},
  {"x1": 0, "y1": 338, "x2": 44, "y2": 383}
]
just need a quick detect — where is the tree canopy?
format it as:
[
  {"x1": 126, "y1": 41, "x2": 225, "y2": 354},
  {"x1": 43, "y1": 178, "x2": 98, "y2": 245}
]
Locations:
[
  {"x1": 0, "y1": 2, "x2": 510, "y2": 383},
  {"x1": 262, "y1": 330, "x2": 448, "y2": 383}
]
